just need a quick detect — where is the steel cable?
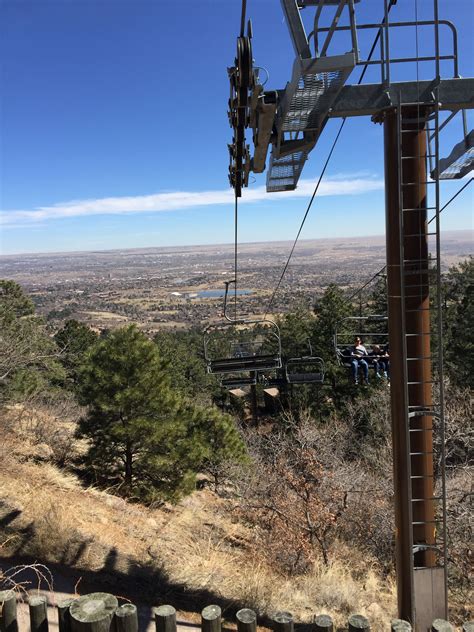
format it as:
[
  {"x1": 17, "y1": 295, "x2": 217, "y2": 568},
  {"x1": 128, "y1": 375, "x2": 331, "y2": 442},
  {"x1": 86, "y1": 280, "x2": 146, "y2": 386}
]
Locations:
[{"x1": 263, "y1": 0, "x2": 398, "y2": 318}]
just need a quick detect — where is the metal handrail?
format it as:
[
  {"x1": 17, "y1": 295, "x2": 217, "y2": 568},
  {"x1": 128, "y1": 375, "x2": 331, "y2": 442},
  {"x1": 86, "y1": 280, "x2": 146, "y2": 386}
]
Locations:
[{"x1": 309, "y1": 19, "x2": 459, "y2": 78}]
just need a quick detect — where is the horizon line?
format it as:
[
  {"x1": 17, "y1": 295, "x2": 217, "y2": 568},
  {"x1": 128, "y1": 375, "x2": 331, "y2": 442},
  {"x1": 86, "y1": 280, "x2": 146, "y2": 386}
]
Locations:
[{"x1": 1, "y1": 228, "x2": 472, "y2": 259}]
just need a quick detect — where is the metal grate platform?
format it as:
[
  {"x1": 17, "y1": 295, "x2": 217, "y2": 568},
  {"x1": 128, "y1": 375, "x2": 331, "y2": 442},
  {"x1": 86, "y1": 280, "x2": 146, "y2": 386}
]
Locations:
[
  {"x1": 281, "y1": 70, "x2": 347, "y2": 133},
  {"x1": 433, "y1": 130, "x2": 474, "y2": 179},
  {"x1": 267, "y1": 54, "x2": 355, "y2": 192},
  {"x1": 267, "y1": 150, "x2": 307, "y2": 192}
]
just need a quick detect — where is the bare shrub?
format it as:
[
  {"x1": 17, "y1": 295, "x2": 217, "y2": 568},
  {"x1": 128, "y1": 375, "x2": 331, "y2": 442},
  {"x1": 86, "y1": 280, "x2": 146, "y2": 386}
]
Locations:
[
  {"x1": 446, "y1": 467, "x2": 473, "y2": 617},
  {"x1": 235, "y1": 418, "x2": 362, "y2": 572},
  {"x1": 1, "y1": 390, "x2": 81, "y2": 467},
  {"x1": 442, "y1": 384, "x2": 473, "y2": 468},
  {"x1": 342, "y1": 386, "x2": 392, "y2": 471}
]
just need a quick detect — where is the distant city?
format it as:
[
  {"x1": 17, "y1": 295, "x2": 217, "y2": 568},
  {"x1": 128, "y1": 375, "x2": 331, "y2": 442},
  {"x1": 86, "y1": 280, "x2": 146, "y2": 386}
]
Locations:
[{"x1": 1, "y1": 231, "x2": 471, "y2": 332}]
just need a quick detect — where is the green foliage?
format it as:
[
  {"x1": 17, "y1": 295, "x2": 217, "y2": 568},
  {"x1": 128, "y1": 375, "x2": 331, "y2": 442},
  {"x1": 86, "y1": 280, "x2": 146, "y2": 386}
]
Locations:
[
  {"x1": 153, "y1": 329, "x2": 218, "y2": 403},
  {"x1": 312, "y1": 284, "x2": 353, "y2": 365},
  {"x1": 0, "y1": 280, "x2": 65, "y2": 401},
  {"x1": 54, "y1": 319, "x2": 98, "y2": 387},
  {"x1": 77, "y1": 325, "x2": 245, "y2": 502},
  {"x1": 278, "y1": 305, "x2": 314, "y2": 360},
  {"x1": 443, "y1": 257, "x2": 473, "y2": 388},
  {"x1": 0, "y1": 280, "x2": 35, "y2": 319}
]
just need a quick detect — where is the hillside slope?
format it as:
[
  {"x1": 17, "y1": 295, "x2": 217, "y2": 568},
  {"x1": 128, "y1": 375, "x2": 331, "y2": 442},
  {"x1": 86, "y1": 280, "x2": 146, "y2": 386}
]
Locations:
[{"x1": 0, "y1": 426, "x2": 397, "y2": 628}]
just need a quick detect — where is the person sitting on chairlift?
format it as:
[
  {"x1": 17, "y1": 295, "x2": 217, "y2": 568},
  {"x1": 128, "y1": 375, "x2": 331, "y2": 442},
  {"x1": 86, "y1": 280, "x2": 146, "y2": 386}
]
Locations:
[
  {"x1": 369, "y1": 344, "x2": 389, "y2": 380},
  {"x1": 351, "y1": 336, "x2": 369, "y2": 385}
]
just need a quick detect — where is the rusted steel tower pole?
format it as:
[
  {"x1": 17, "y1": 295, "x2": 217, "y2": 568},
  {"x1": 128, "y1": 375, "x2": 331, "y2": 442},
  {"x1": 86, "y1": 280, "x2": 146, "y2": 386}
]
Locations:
[{"x1": 384, "y1": 106, "x2": 439, "y2": 626}]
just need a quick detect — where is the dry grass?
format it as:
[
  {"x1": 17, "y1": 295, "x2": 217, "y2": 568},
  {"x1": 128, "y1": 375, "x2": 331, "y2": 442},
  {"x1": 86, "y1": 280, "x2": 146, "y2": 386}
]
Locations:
[{"x1": 0, "y1": 414, "x2": 398, "y2": 626}]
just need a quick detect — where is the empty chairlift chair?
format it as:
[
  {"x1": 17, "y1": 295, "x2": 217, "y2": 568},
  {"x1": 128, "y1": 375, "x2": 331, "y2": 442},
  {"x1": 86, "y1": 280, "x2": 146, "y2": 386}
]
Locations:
[
  {"x1": 204, "y1": 319, "x2": 282, "y2": 377},
  {"x1": 220, "y1": 373, "x2": 259, "y2": 389},
  {"x1": 285, "y1": 355, "x2": 325, "y2": 385}
]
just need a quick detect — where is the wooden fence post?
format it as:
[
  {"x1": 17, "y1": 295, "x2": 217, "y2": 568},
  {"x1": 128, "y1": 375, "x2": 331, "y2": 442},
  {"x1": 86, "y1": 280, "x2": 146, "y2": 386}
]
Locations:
[
  {"x1": 272, "y1": 612, "x2": 293, "y2": 632},
  {"x1": 0, "y1": 589, "x2": 18, "y2": 632},
  {"x1": 314, "y1": 614, "x2": 333, "y2": 632},
  {"x1": 70, "y1": 593, "x2": 118, "y2": 632},
  {"x1": 153, "y1": 605, "x2": 176, "y2": 632},
  {"x1": 29, "y1": 596, "x2": 48, "y2": 632},
  {"x1": 201, "y1": 606, "x2": 221, "y2": 632},
  {"x1": 58, "y1": 598, "x2": 75, "y2": 632},
  {"x1": 115, "y1": 604, "x2": 138, "y2": 632},
  {"x1": 432, "y1": 621, "x2": 453, "y2": 632},
  {"x1": 236, "y1": 609, "x2": 256, "y2": 632},
  {"x1": 348, "y1": 614, "x2": 370, "y2": 632},
  {"x1": 391, "y1": 620, "x2": 412, "y2": 631}
]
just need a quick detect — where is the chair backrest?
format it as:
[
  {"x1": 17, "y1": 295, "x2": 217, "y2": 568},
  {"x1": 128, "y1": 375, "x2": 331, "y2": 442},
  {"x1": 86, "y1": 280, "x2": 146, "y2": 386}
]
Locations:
[
  {"x1": 204, "y1": 319, "x2": 282, "y2": 375},
  {"x1": 285, "y1": 356, "x2": 325, "y2": 385}
]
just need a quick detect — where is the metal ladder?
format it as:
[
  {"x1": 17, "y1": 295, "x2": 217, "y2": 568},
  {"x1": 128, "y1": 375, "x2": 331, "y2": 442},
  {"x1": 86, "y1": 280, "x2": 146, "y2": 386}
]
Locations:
[{"x1": 396, "y1": 97, "x2": 448, "y2": 619}]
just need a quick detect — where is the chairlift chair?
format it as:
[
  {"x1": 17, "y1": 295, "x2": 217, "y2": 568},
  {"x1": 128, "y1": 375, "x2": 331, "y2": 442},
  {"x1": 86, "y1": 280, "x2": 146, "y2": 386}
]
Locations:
[
  {"x1": 285, "y1": 356, "x2": 325, "y2": 385},
  {"x1": 203, "y1": 280, "x2": 282, "y2": 376},
  {"x1": 334, "y1": 315, "x2": 388, "y2": 367},
  {"x1": 284, "y1": 340, "x2": 325, "y2": 385},
  {"x1": 220, "y1": 373, "x2": 258, "y2": 389},
  {"x1": 258, "y1": 370, "x2": 288, "y2": 389}
]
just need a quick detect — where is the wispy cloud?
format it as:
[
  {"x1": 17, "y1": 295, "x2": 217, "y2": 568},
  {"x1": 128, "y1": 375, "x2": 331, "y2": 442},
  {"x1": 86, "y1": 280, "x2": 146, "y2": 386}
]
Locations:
[{"x1": 1, "y1": 173, "x2": 383, "y2": 227}]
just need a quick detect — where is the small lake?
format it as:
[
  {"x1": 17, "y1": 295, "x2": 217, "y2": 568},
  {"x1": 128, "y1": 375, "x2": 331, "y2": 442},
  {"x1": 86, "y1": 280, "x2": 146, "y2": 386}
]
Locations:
[{"x1": 197, "y1": 289, "x2": 252, "y2": 298}]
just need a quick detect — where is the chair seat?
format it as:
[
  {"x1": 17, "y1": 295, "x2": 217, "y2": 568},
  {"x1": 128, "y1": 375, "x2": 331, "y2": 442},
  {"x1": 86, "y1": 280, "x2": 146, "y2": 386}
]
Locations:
[
  {"x1": 287, "y1": 372, "x2": 323, "y2": 384},
  {"x1": 209, "y1": 354, "x2": 281, "y2": 374}
]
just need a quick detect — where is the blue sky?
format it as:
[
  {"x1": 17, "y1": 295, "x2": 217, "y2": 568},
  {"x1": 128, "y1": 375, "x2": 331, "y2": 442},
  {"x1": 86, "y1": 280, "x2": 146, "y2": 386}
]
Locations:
[{"x1": 0, "y1": 0, "x2": 472, "y2": 255}]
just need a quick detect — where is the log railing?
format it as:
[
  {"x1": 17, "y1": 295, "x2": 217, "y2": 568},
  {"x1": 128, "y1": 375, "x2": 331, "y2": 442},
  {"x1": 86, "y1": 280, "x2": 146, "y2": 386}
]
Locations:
[{"x1": 1, "y1": 590, "x2": 472, "y2": 632}]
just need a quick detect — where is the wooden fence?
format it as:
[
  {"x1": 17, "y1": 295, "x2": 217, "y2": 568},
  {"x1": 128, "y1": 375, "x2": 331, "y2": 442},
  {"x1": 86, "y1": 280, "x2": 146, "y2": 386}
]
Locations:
[{"x1": 0, "y1": 590, "x2": 472, "y2": 632}]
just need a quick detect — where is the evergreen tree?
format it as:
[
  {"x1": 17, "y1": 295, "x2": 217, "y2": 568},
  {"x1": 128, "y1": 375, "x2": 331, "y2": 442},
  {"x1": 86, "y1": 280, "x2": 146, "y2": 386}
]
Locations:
[
  {"x1": 153, "y1": 329, "x2": 218, "y2": 404},
  {"x1": 278, "y1": 306, "x2": 315, "y2": 360},
  {"x1": 444, "y1": 258, "x2": 473, "y2": 388},
  {"x1": 54, "y1": 319, "x2": 98, "y2": 387},
  {"x1": 0, "y1": 280, "x2": 64, "y2": 399},
  {"x1": 312, "y1": 284, "x2": 353, "y2": 365},
  {"x1": 77, "y1": 325, "x2": 245, "y2": 502},
  {"x1": 0, "y1": 280, "x2": 35, "y2": 319}
]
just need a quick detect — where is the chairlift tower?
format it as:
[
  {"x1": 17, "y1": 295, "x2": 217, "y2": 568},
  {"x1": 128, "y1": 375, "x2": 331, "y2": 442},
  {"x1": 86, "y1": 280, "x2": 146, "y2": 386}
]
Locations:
[{"x1": 226, "y1": 1, "x2": 474, "y2": 628}]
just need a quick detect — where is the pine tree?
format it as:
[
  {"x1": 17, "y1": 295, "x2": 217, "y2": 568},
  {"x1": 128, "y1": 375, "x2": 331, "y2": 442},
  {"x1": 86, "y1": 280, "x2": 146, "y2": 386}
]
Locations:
[
  {"x1": 55, "y1": 319, "x2": 98, "y2": 387},
  {"x1": 312, "y1": 284, "x2": 353, "y2": 365},
  {"x1": 444, "y1": 257, "x2": 473, "y2": 388},
  {"x1": 0, "y1": 280, "x2": 64, "y2": 399},
  {"x1": 77, "y1": 325, "x2": 245, "y2": 502}
]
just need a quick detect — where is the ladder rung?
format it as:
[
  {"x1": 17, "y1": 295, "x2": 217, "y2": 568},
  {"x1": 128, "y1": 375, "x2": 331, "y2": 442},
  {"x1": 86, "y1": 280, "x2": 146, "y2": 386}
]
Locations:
[
  {"x1": 409, "y1": 427, "x2": 434, "y2": 432},
  {"x1": 403, "y1": 270, "x2": 434, "y2": 275},
  {"x1": 405, "y1": 307, "x2": 438, "y2": 312},
  {"x1": 404, "y1": 232, "x2": 438, "y2": 237},
  {"x1": 410, "y1": 474, "x2": 434, "y2": 479},
  {"x1": 407, "y1": 380, "x2": 437, "y2": 385},
  {"x1": 402, "y1": 181, "x2": 437, "y2": 185},
  {"x1": 406, "y1": 356, "x2": 433, "y2": 360},
  {"x1": 405, "y1": 332, "x2": 431, "y2": 336},
  {"x1": 402, "y1": 207, "x2": 438, "y2": 212},
  {"x1": 410, "y1": 451, "x2": 435, "y2": 456},
  {"x1": 408, "y1": 412, "x2": 438, "y2": 419},
  {"x1": 401, "y1": 128, "x2": 436, "y2": 134},
  {"x1": 412, "y1": 520, "x2": 440, "y2": 525},
  {"x1": 411, "y1": 497, "x2": 443, "y2": 502},
  {"x1": 402, "y1": 155, "x2": 437, "y2": 159},
  {"x1": 401, "y1": 117, "x2": 433, "y2": 124}
]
